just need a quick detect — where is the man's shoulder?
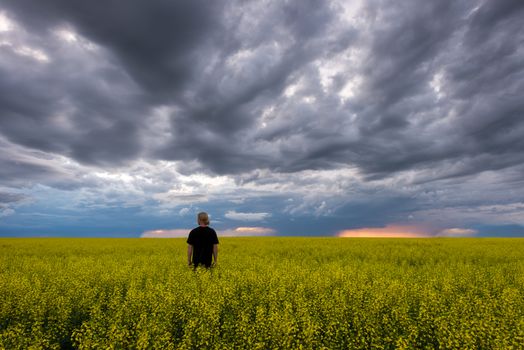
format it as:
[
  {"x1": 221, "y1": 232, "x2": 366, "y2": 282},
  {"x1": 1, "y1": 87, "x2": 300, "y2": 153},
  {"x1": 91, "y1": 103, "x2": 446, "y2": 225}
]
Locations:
[
  {"x1": 190, "y1": 226, "x2": 215, "y2": 233},
  {"x1": 189, "y1": 227, "x2": 204, "y2": 237},
  {"x1": 193, "y1": 226, "x2": 215, "y2": 231},
  {"x1": 206, "y1": 227, "x2": 218, "y2": 235}
]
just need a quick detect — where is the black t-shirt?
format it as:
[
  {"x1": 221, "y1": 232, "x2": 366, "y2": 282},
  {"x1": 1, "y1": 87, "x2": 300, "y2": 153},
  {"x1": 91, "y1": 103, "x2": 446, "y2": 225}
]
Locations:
[{"x1": 187, "y1": 226, "x2": 219, "y2": 267}]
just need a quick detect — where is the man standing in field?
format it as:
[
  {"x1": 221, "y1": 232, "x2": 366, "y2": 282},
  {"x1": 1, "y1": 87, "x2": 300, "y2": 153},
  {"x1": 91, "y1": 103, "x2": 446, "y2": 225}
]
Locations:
[{"x1": 187, "y1": 212, "x2": 219, "y2": 268}]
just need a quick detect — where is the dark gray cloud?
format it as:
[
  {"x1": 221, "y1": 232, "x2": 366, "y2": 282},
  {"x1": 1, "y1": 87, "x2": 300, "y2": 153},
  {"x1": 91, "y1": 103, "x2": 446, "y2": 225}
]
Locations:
[
  {"x1": 0, "y1": 0, "x2": 221, "y2": 167},
  {"x1": 348, "y1": 0, "x2": 523, "y2": 180},
  {"x1": 0, "y1": 190, "x2": 28, "y2": 217},
  {"x1": 1, "y1": 0, "x2": 220, "y2": 96},
  {"x1": 0, "y1": 0, "x2": 523, "y2": 194},
  {"x1": 152, "y1": 0, "x2": 352, "y2": 174},
  {"x1": 0, "y1": 24, "x2": 148, "y2": 166},
  {"x1": 0, "y1": 191, "x2": 26, "y2": 204},
  {"x1": 268, "y1": 0, "x2": 524, "y2": 180}
]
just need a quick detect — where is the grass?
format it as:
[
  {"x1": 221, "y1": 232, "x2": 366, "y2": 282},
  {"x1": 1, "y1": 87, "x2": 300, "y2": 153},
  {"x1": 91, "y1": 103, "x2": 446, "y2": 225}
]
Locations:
[{"x1": 1, "y1": 237, "x2": 523, "y2": 349}]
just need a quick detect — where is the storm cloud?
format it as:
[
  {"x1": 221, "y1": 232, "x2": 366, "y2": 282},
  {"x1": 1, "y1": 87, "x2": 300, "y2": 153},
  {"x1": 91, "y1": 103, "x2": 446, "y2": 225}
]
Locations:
[{"x1": 1, "y1": 0, "x2": 523, "y2": 236}]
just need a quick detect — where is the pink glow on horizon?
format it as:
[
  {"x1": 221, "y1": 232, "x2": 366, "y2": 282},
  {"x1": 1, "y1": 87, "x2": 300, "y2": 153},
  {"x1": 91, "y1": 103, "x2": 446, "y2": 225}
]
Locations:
[
  {"x1": 141, "y1": 226, "x2": 276, "y2": 238},
  {"x1": 336, "y1": 225, "x2": 431, "y2": 238},
  {"x1": 141, "y1": 229, "x2": 189, "y2": 238}
]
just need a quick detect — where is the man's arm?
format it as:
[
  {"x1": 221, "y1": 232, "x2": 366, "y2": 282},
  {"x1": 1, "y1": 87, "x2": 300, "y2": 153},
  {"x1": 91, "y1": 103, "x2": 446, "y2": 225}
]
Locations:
[
  {"x1": 212, "y1": 244, "x2": 218, "y2": 265},
  {"x1": 187, "y1": 245, "x2": 193, "y2": 266}
]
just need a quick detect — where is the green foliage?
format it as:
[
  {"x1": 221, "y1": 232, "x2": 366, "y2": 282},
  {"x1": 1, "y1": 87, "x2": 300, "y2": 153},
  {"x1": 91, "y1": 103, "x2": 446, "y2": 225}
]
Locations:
[{"x1": 1, "y1": 238, "x2": 523, "y2": 349}]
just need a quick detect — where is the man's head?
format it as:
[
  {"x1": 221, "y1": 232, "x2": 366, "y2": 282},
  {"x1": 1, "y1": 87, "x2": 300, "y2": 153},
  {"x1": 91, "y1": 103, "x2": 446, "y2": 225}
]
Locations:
[{"x1": 197, "y1": 212, "x2": 210, "y2": 226}]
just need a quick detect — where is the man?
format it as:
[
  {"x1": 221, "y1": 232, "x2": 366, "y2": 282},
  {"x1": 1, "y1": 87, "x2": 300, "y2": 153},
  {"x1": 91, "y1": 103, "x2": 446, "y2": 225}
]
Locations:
[{"x1": 187, "y1": 212, "x2": 219, "y2": 268}]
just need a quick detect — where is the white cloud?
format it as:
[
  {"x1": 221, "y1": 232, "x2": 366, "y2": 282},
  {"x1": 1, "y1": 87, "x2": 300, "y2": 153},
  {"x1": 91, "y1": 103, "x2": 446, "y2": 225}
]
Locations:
[
  {"x1": 0, "y1": 11, "x2": 14, "y2": 32},
  {"x1": 220, "y1": 226, "x2": 275, "y2": 236},
  {"x1": 54, "y1": 28, "x2": 78, "y2": 43},
  {"x1": 224, "y1": 210, "x2": 271, "y2": 221},
  {"x1": 0, "y1": 13, "x2": 49, "y2": 62},
  {"x1": 153, "y1": 190, "x2": 208, "y2": 207},
  {"x1": 437, "y1": 228, "x2": 477, "y2": 237},
  {"x1": 179, "y1": 207, "x2": 190, "y2": 216},
  {"x1": 3, "y1": 42, "x2": 49, "y2": 62}
]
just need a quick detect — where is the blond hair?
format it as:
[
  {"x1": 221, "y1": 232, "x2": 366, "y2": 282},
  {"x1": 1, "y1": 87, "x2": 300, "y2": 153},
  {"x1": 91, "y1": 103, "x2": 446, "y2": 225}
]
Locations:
[{"x1": 197, "y1": 212, "x2": 210, "y2": 226}]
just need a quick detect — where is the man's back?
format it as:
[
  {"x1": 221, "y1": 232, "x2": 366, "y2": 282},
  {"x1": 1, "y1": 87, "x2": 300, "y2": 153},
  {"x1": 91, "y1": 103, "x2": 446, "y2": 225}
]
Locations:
[{"x1": 187, "y1": 226, "x2": 219, "y2": 267}]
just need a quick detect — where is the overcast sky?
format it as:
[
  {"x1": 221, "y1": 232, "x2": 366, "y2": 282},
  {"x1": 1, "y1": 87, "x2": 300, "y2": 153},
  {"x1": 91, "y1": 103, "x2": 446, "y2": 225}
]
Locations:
[{"x1": 1, "y1": 0, "x2": 523, "y2": 237}]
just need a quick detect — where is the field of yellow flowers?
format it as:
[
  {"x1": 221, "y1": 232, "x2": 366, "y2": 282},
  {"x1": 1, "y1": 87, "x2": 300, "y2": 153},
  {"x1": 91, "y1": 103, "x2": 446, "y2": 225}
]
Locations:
[{"x1": 1, "y1": 237, "x2": 523, "y2": 349}]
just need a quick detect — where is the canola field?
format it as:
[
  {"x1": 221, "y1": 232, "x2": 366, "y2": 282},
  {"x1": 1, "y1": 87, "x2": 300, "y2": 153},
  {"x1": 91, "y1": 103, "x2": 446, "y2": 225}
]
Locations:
[{"x1": 1, "y1": 237, "x2": 523, "y2": 349}]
